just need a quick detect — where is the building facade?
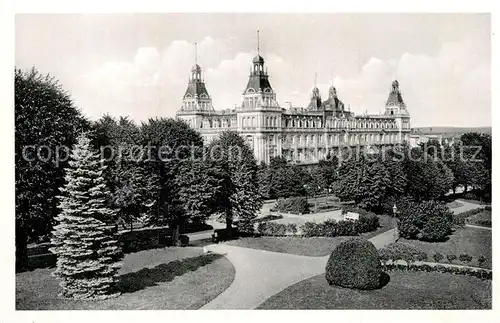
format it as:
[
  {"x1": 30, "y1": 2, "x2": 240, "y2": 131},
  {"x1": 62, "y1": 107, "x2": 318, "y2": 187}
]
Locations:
[{"x1": 176, "y1": 52, "x2": 411, "y2": 164}]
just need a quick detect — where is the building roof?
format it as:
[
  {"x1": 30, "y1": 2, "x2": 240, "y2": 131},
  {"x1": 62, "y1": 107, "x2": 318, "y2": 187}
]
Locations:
[
  {"x1": 244, "y1": 74, "x2": 273, "y2": 93},
  {"x1": 386, "y1": 80, "x2": 406, "y2": 107},
  {"x1": 183, "y1": 80, "x2": 210, "y2": 99},
  {"x1": 253, "y1": 54, "x2": 265, "y2": 64}
]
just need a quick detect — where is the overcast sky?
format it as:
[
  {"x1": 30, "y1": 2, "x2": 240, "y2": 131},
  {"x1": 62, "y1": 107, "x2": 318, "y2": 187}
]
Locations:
[{"x1": 16, "y1": 13, "x2": 491, "y2": 127}]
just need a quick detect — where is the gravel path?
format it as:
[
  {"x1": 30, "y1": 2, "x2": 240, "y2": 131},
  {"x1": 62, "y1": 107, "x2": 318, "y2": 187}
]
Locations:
[{"x1": 201, "y1": 228, "x2": 396, "y2": 309}]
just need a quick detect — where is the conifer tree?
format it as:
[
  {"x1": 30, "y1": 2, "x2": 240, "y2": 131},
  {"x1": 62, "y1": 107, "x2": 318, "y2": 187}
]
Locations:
[{"x1": 50, "y1": 134, "x2": 122, "y2": 300}]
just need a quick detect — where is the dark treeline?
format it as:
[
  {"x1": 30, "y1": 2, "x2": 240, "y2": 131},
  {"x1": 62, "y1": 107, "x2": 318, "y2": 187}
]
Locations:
[{"x1": 15, "y1": 68, "x2": 262, "y2": 272}]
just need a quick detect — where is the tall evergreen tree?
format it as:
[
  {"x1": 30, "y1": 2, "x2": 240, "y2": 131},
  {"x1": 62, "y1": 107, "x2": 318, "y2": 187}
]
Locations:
[{"x1": 50, "y1": 134, "x2": 122, "y2": 300}]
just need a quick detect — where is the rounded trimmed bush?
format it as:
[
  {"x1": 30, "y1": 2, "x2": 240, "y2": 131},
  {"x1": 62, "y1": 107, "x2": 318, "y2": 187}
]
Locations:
[{"x1": 325, "y1": 238, "x2": 382, "y2": 290}]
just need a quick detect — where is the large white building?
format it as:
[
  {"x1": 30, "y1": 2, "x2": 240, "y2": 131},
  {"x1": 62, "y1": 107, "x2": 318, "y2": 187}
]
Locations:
[{"x1": 176, "y1": 47, "x2": 410, "y2": 164}]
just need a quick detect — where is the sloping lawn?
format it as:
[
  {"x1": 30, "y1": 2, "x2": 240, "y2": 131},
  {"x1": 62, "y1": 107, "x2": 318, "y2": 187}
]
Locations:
[
  {"x1": 399, "y1": 227, "x2": 492, "y2": 268},
  {"x1": 16, "y1": 247, "x2": 235, "y2": 310},
  {"x1": 466, "y1": 210, "x2": 492, "y2": 227},
  {"x1": 257, "y1": 271, "x2": 491, "y2": 309},
  {"x1": 225, "y1": 237, "x2": 352, "y2": 256}
]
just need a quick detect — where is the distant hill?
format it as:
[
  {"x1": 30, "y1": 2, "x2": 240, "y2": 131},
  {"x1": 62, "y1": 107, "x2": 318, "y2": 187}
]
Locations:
[{"x1": 411, "y1": 126, "x2": 492, "y2": 135}]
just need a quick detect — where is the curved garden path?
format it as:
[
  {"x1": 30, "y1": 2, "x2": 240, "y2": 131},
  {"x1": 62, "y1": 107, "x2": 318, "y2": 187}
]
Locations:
[
  {"x1": 201, "y1": 228, "x2": 397, "y2": 309},
  {"x1": 451, "y1": 199, "x2": 487, "y2": 214}
]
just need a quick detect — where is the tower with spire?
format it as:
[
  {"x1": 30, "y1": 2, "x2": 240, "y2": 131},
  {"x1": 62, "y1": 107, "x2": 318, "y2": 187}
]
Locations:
[
  {"x1": 180, "y1": 43, "x2": 214, "y2": 113},
  {"x1": 384, "y1": 79, "x2": 410, "y2": 141},
  {"x1": 240, "y1": 30, "x2": 279, "y2": 110},
  {"x1": 384, "y1": 80, "x2": 409, "y2": 116},
  {"x1": 307, "y1": 73, "x2": 322, "y2": 110}
]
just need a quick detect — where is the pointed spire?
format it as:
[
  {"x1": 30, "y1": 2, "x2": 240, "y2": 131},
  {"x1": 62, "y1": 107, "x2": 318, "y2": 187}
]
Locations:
[
  {"x1": 257, "y1": 30, "x2": 260, "y2": 55},
  {"x1": 194, "y1": 42, "x2": 198, "y2": 65}
]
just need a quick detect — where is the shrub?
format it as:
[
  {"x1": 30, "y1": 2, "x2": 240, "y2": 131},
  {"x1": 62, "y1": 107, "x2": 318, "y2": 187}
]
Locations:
[
  {"x1": 478, "y1": 255, "x2": 487, "y2": 267},
  {"x1": 179, "y1": 235, "x2": 189, "y2": 247},
  {"x1": 257, "y1": 222, "x2": 287, "y2": 236},
  {"x1": 301, "y1": 222, "x2": 323, "y2": 237},
  {"x1": 384, "y1": 263, "x2": 492, "y2": 280},
  {"x1": 357, "y1": 213, "x2": 380, "y2": 233},
  {"x1": 452, "y1": 213, "x2": 466, "y2": 227},
  {"x1": 325, "y1": 238, "x2": 382, "y2": 290},
  {"x1": 398, "y1": 200, "x2": 453, "y2": 241},
  {"x1": 273, "y1": 197, "x2": 310, "y2": 214},
  {"x1": 421, "y1": 215, "x2": 452, "y2": 241},
  {"x1": 336, "y1": 220, "x2": 358, "y2": 236},
  {"x1": 322, "y1": 220, "x2": 338, "y2": 237},
  {"x1": 446, "y1": 254, "x2": 457, "y2": 263},
  {"x1": 433, "y1": 252, "x2": 444, "y2": 263},
  {"x1": 286, "y1": 223, "x2": 297, "y2": 235},
  {"x1": 380, "y1": 243, "x2": 427, "y2": 265},
  {"x1": 459, "y1": 253, "x2": 473, "y2": 265}
]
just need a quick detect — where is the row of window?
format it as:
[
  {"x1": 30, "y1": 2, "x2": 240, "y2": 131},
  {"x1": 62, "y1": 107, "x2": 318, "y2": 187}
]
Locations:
[
  {"x1": 198, "y1": 118, "x2": 235, "y2": 129},
  {"x1": 183, "y1": 101, "x2": 210, "y2": 110},
  {"x1": 239, "y1": 116, "x2": 399, "y2": 130},
  {"x1": 279, "y1": 133, "x2": 401, "y2": 145},
  {"x1": 241, "y1": 116, "x2": 279, "y2": 128}
]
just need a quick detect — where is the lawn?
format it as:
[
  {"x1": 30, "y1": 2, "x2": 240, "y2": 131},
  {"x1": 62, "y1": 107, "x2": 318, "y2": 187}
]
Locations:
[
  {"x1": 225, "y1": 214, "x2": 393, "y2": 257},
  {"x1": 466, "y1": 209, "x2": 492, "y2": 227},
  {"x1": 257, "y1": 271, "x2": 491, "y2": 309},
  {"x1": 225, "y1": 236, "x2": 352, "y2": 256},
  {"x1": 16, "y1": 247, "x2": 235, "y2": 310},
  {"x1": 399, "y1": 227, "x2": 492, "y2": 268},
  {"x1": 360, "y1": 214, "x2": 394, "y2": 239}
]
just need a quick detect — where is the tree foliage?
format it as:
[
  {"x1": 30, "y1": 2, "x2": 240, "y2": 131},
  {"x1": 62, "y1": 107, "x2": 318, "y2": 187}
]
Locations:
[
  {"x1": 206, "y1": 131, "x2": 262, "y2": 232},
  {"x1": 15, "y1": 67, "x2": 90, "y2": 271},
  {"x1": 50, "y1": 134, "x2": 122, "y2": 300},
  {"x1": 139, "y1": 118, "x2": 205, "y2": 243},
  {"x1": 397, "y1": 199, "x2": 453, "y2": 241}
]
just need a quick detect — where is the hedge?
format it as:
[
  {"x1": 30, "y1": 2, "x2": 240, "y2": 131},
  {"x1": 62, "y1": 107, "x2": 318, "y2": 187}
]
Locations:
[
  {"x1": 452, "y1": 207, "x2": 484, "y2": 227},
  {"x1": 301, "y1": 213, "x2": 380, "y2": 237},
  {"x1": 256, "y1": 222, "x2": 295, "y2": 236},
  {"x1": 272, "y1": 196, "x2": 310, "y2": 214},
  {"x1": 383, "y1": 263, "x2": 492, "y2": 280},
  {"x1": 453, "y1": 207, "x2": 491, "y2": 227},
  {"x1": 378, "y1": 242, "x2": 428, "y2": 265}
]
